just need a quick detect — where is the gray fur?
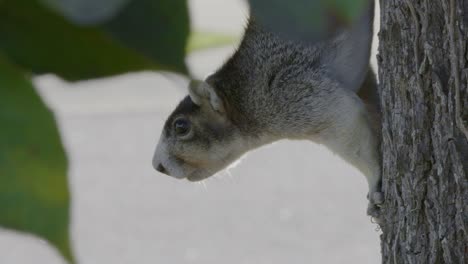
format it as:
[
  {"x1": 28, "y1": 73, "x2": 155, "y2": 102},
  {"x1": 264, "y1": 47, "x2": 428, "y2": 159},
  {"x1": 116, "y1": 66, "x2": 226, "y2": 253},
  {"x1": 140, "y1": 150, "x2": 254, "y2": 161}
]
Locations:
[{"x1": 153, "y1": 3, "x2": 383, "y2": 214}]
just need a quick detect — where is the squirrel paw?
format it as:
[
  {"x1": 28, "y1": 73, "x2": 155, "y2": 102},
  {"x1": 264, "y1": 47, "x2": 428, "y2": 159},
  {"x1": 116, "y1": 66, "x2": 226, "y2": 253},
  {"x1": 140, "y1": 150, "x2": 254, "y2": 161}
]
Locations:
[
  {"x1": 367, "y1": 203, "x2": 381, "y2": 220},
  {"x1": 367, "y1": 191, "x2": 384, "y2": 224},
  {"x1": 370, "y1": 191, "x2": 384, "y2": 206}
]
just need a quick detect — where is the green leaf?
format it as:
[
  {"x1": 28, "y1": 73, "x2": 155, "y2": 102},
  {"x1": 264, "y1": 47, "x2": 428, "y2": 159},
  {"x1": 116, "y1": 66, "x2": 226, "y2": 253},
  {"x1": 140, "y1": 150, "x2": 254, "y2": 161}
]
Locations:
[
  {"x1": 39, "y1": 0, "x2": 131, "y2": 25},
  {"x1": 249, "y1": 0, "x2": 325, "y2": 43},
  {"x1": 0, "y1": 0, "x2": 188, "y2": 80},
  {"x1": 327, "y1": 0, "x2": 368, "y2": 22},
  {"x1": 0, "y1": 56, "x2": 74, "y2": 263},
  {"x1": 187, "y1": 31, "x2": 239, "y2": 53},
  {"x1": 249, "y1": 0, "x2": 370, "y2": 44},
  {"x1": 103, "y1": 0, "x2": 190, "y2": 73}
]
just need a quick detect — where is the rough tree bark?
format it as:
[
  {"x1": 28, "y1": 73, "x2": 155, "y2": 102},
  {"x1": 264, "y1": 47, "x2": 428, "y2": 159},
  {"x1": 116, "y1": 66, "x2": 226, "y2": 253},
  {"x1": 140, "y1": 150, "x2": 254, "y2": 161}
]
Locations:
[{"x1": 378, "y1": 0, "x2": 468, "y2": 263}]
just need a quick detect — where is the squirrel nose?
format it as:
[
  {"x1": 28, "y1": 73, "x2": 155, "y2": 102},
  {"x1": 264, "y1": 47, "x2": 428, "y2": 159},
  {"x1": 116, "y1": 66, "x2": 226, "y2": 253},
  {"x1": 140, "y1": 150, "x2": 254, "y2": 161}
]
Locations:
[{"x1": 156, "y1": 163, "x2": 169, "y2": 175}]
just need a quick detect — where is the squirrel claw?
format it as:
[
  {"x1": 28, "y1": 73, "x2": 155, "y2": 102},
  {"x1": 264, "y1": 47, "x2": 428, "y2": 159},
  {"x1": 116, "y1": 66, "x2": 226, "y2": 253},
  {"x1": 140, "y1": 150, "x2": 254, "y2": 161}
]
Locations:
[
  {"x1": 371, "y1": 191, "x2": 384, "y2": 206},
  {"x1": 367, "y1": 191, "x2": 384, "y2": 224}
]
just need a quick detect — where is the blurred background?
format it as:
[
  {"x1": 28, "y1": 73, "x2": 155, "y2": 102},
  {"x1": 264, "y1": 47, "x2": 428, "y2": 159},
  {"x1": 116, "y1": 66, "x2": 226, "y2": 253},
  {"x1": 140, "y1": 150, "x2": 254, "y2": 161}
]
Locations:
[{"x1": 0, "y1": 0, "x2": 381, "y2": 263}]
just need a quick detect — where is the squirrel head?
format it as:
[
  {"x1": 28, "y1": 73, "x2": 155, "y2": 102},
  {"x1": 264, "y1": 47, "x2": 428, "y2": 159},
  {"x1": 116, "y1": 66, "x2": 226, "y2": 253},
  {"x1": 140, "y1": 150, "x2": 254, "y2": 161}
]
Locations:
[{"x1": 152, "y1": 80, "x2": 249, "y2": 181}]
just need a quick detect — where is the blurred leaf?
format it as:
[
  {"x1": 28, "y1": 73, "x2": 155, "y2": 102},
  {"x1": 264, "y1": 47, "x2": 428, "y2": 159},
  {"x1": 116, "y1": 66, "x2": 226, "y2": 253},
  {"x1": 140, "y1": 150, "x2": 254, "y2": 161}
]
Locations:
[
  {"x1": 249, "y1": 0, "x2": 324, "y2": 43},
  {"x1": 187, "y1": 31, "x2": 239, "y2": 53},
  {"x1": 39, "y1": 0, "x2": 131, "y2": 25},
  {"x1": 327, "y1": 0, "x2": 368, "y2": 22},
  {"x1": 0, "y1": 56, "x2": 74, "y2": 263},
  {"x1": 0, "y1": 0, "x2": 188, "y2": 80},
  {"x1": 249, "y1": 0, "x2": 370, "y2": 44},
  {"x1": 103, "y1": 0, "x2": 190, "y2": 73}
]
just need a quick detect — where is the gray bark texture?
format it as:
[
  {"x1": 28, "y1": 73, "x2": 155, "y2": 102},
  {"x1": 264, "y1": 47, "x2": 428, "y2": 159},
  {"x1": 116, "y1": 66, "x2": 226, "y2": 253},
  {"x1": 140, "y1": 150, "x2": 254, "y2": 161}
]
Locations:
[{"x1": 377, "y1": 0, "x2": 468, "y2": 263}]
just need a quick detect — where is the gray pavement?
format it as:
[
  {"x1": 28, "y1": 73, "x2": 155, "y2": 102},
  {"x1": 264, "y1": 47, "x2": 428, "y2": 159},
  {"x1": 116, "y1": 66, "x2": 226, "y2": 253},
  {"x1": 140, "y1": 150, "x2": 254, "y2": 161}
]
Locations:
[{"x1": 0, "y1": 1, "x2": 381, "y2": 263}]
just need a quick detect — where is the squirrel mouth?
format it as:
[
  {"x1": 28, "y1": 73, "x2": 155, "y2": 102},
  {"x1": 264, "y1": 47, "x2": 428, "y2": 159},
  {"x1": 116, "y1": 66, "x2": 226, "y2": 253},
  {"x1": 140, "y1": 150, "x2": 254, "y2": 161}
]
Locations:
[{"x1": 186, "y1": 171, "x2": 212, "y2": 182}]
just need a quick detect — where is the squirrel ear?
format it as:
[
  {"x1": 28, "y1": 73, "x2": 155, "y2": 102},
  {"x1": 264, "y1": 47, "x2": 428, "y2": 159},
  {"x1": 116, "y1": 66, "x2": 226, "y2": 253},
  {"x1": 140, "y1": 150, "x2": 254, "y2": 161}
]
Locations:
[
  {"x1": 189, "y1": 80, "x2": 225, "y2": 113},
  {"x1": 188, "y1": 80, "x2": 204, "y2": 106}
]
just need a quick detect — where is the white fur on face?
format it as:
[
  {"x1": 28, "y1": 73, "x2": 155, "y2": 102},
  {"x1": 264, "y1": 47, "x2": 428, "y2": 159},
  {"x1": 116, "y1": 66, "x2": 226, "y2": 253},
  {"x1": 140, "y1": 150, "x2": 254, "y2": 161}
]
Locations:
[
  {"x1": 153, "y1": 128, "x2": 259, "y2": 182},
  {"x1": 153, "y1": 137, "x2": 193, "y2": 179}
]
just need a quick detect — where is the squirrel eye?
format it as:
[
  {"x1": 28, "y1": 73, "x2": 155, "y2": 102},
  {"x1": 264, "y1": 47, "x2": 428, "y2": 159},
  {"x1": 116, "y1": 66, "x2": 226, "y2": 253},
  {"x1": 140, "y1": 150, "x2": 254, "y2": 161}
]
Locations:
[{"x1": 174, "y1": 118, "x2": 191, "y2": 137}]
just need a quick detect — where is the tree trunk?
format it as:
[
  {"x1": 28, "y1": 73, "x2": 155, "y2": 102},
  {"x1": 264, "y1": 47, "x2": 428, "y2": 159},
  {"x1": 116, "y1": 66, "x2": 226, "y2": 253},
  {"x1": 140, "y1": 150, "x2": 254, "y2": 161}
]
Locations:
[{"x1": 378, "y1": 0, "x2": 468, "y2": 263}]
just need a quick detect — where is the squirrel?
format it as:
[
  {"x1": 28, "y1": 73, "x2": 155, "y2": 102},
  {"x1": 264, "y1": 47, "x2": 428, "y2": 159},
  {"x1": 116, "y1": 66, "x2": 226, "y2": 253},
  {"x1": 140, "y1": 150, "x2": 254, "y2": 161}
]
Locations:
[{"x1": 153, "y1": 2, "x2": 383, "y2": 216}]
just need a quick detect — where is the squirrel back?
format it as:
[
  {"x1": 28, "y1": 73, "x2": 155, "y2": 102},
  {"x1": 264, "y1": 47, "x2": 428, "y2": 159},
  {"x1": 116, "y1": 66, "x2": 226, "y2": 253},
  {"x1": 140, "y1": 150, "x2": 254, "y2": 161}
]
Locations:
[{"x1": 206, "y1": 2, "x2": 376, "y2": 134}]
